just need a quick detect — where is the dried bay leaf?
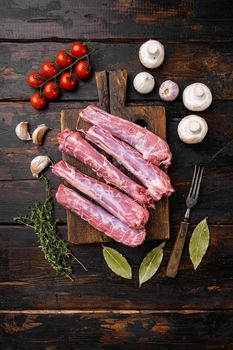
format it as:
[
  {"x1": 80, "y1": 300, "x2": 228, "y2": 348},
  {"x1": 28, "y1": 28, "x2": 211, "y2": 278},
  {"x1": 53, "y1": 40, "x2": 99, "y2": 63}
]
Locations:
[
  {"x1": 189, "y1": 217, "x2": 210, "y2": 270},
  {"x1": 139, "y1": 242, "x2": 165, "y2": 287},
  {"x1": 103, "y1": 246, "x2": 132, "y2": 279}
]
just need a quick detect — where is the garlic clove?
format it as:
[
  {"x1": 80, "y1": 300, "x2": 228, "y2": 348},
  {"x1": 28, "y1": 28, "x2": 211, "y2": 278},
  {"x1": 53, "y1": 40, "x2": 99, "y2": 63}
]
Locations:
[
  {"x1": 177, "y1": 115, "x2": 208, "y2": 144},
  {"x1": 139, "y1": 40, "x2": 165, "y2": 69},
  {"x1": 159, "y1": 80, "x2": 179, "y2": 102},
  {"x1": 182, "y1": 83, "x2": 212, "y2": 111},
  {"x1": 15, "y1": 121, "x2": 32, "y2": 141},
  {"x1": 133, "y1": 72, "x2": 155, "y2": 94},
  {"x1": 32, "y1": 124, "x2": 50, "y2": 145},
  {"x1": 30, "y1": 155, "x2": 51, "y2": 177}
]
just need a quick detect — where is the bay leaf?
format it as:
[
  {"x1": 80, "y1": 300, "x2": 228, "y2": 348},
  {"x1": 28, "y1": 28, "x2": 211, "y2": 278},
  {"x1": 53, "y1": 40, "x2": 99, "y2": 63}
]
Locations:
[
  {"x1": 189, "y1": 217, "x2": 210, "y2": 270},
  {"x1": 139, "y1": 242, "x2": 165, "y2": 287},
  {"x1": 103, "y1": 246, "x2": 132, "y2": 279}
]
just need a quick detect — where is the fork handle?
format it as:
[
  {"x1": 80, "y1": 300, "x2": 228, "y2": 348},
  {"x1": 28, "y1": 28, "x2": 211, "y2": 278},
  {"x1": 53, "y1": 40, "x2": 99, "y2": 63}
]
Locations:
[{"x1": 166, "y1": 221, "x2": 190, "y2": 278}]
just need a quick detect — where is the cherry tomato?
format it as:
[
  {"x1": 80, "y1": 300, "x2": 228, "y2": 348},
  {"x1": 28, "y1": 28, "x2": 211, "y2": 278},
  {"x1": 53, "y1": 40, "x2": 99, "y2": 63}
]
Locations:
[
  {"x1": 27, "y1": 72, "x2": 44, "y2": 88},
  {"x1": 60, "y1": 72, "x2": 77, "y2": 91},
  {"x1": 42, "y1": 61, "x2": 59, "y2": 78},
  {"x1": 70, "y1": 41, "x2": 89, "y2": 58},
  {"x1": 55, "y1": 50, "x2": 73, "y2": 68},
  {"x1": 75, "y1": 60, "x2": 92, "y2": 79},
  {"x1": 30, "y1": 92, "x2": 47, "y2": 110},
  {"x1": 43, "y1": 82, "x2": 60, "y2": 100}
]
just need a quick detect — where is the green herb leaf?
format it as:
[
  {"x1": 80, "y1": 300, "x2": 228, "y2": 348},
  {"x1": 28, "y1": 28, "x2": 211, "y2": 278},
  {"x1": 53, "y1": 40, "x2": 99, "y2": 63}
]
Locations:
[
  {"x1": 103, "y1": 246, "x2": 132, "y2": 279},
  {"x1": 139, "y1": 242, "x2": 165, "y2": 287},
  {"x1": 189, "y1": 217, "x2": 210, "y2": 270},
  {"x1": 14, "y1": 176, "x2": 86, "y2": 280}
]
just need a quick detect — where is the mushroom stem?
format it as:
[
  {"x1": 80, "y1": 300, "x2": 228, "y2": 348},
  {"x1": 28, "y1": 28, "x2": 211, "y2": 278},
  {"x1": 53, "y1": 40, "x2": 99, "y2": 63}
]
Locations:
[
  {"x1": 194, "y1": 85, "x2": 204, "y2": 97},
  {"x1": 147, "y1": 43, "x2": 158, "y2": 56},
  {"x1": 189, "y1": 120, "x2": 201, "y2": 133}
]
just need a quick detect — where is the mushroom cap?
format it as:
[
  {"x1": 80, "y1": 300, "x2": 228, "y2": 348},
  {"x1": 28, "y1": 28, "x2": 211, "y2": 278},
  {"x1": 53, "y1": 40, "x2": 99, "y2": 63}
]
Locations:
[
  {"x1": 133, "y1": 72, "x2": 155, "y2": 94},
  {"x1": 182, "y1": 83, "x2": 212, "y2": 111},
  {"x1": 177, "y1": 114, "x2": 208, "y2": 144},
  {"x1": 139, "y1": 40, "x2": 165, "y2": 69}
]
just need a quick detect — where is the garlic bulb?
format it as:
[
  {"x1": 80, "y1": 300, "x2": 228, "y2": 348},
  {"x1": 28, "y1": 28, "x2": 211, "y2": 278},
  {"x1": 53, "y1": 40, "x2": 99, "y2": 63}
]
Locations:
[
  {"x1": 177, "y1": 115, "x2": 208, "y2": 144},
  {"x1": 139, "y1": 40, "x2": 165, "y2": 69},
  {"x1": 30, "y1": 155, "x2": 51, "y2": 177},
  {"x1": 159, "y1": 80, "x2": 179, "y2": 101},
  {"x1": 15, "y1": 121, "x2": 32, "y2": 141},
  {"x1": 133, "y1": 72, "x2": 155, "y2": 94},
  {"x1": 32, "y1": 124, "x2": 50, "y2": 145},
  {"x1": 183, "y1": 83, "x2": 212, "y2": 111}
]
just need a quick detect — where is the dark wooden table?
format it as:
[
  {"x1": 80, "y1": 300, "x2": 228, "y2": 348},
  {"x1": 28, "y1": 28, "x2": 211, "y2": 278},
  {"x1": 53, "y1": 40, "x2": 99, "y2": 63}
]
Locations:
[{"x1": 0, "y1": 1, "x2": 233, "y2": 349}]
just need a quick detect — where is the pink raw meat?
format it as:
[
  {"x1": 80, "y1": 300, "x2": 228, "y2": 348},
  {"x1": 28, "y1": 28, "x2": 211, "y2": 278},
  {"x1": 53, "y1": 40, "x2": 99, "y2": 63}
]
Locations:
[
  {"x1": 80, "y1": 105, "x2": 172, "y2": 168},
  {"x1": 86, "y1": 126, "x2": 174, "y2": 201},
  {"x1": 57, "y1": 129, "x2": 154, "y2": 207},
  {"x1": 56, "y1": 184, "x2": 146, "y2": 247},
  {"x1": 52, "y1": 160, "x2": 149, "y2": 228}
]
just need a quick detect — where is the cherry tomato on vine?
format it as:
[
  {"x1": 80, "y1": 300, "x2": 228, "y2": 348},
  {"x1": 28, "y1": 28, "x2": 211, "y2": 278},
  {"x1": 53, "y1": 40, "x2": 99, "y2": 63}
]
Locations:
[
  {"x1": 70, "y1": 41, "x2": 89, "y2": 58},
  {"x1": 55, "y1": 50, "x2": 73, "y2": 68},
  {"x1": 75, "y1": 60, "x2": 92, "y2": 79},
  {"x1": 42, "y1": 61, "x2": 59, "y2": 78},
  {"x1": 60, "y1": 72, "x2": 77, "y2": 91},
  {"x1": 30, "y1": 92, "x2": 47, "y2": 110},
  {"x1": 27, "y1": 72, "x2": 44, "y2": 88},
  {"x1": 43, "y1": 82, "x2": 60, "y2": 100}
]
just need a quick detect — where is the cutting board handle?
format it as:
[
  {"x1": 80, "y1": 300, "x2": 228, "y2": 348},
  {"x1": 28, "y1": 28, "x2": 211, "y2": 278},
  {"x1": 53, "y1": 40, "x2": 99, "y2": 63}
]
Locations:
[
  {"x1": 109, "y1": 69, "x2": 127, "y2": 112},
  {"x1": 95, "y1": 70, "x2": 110, "y2": 112}
]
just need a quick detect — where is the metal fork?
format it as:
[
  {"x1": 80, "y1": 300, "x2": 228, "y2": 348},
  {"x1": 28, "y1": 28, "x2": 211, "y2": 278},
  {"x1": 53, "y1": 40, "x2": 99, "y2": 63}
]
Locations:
[{"x1": 166, "y1": 165, "x2": 204, "y2": 278}]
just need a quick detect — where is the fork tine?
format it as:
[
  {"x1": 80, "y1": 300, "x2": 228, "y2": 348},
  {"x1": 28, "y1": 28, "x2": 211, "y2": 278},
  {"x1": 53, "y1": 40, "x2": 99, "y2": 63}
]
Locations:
[
  {"x1": 192, "y1": 167, "x2": 204, "y2": 200},
  {"x1": 190, "y1": 165, "x2": 201, "y2": 197},
  {"x1": 187, "y1": 165, "x2": 197, "y2": 198}
]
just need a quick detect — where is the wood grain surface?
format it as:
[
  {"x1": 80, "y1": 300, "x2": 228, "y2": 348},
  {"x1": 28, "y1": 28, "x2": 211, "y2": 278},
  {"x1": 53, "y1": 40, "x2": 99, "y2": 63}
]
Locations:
[
  {"x1": 1, "y1": 311, "x2": 233, "y2": 349},
  {"x1": 0, "y1": 225, "x2": 232, "y2": 310},
  {"x1": 0, "y1": 0, "x2": 232, "y2": 41},
  {"x1": 0, "y1": 42, "x2": 232, "y2": 101},
  {"x1": 0, "y1": 0, "x2": 233, "y2": 348}
]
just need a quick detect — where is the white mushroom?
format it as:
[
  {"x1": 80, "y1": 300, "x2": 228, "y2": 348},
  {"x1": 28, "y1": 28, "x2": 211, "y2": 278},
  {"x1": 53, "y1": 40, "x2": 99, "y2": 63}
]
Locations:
[
  {"x1": 183, "y1": 83, "x2": 212, "y2": 111},
  {"x1": 177, "y1": 115, "x2": 208, "y2": 144},
  {"x1": 139, "y1": 40, "x2": 165, "y2": 69},
  {"x1": 133, "y1": 72, "x2": 155, "y2": 94}
]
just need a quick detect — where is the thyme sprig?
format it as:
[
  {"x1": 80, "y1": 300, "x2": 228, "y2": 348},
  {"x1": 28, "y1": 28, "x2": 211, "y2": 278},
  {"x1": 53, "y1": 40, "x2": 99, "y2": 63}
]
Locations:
[{"x1": 14, "y1": 176, "x2": 86, "y2": 280}]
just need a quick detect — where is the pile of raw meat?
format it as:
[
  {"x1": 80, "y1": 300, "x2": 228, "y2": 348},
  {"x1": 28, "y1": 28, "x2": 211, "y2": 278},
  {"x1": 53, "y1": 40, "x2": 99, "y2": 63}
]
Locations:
[{"x1": 53, "y1": 105, "x2": 174, "y2": 247}]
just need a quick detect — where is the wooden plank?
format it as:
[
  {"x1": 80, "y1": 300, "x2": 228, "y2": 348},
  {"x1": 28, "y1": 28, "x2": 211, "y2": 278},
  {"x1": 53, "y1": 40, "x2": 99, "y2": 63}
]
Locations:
[
  {"x1": 0, "y1": 225, "x2": 232, "y2": 310},
  {"x1": 1, "y1": 100, "x2": 232, "y2": 181},
  {"x1": 0, "y1": 42, "x2": 232, "y2": 101},
  {"x1": 0, "y1": 101, "x2": 232, "y2": 225},
  {"x1": 0, "y1": 310, "x2": 233, "y2": 349},
  {"x1": 0, "y1": 0, "x2": 232, "y2": 41},
  {"x1": 0, "y1": 101, "x2": 83, "y2": 181}
]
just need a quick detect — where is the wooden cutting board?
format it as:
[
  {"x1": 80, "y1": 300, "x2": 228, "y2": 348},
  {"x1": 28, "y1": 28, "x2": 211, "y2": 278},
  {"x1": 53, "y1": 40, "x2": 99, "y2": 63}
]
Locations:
[{"x1": 61, "y1": 69, "x2": 170, "y2": 244}]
